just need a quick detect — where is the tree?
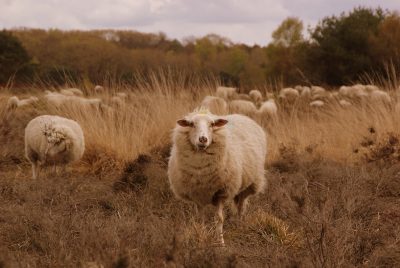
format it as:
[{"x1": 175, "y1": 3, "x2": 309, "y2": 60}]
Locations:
[
  {"x1": 0, "y1": 30, "x2": 35, "y2": 84},
  {"x1": 368, "y1": 11, "x2": 400, "y2": 75},
  {"x1": 309, "y1": 6, "x2": 387, "y2": 85},
  {"x1": 272, "y1": 17, "x2": 304, "y2": 47}
]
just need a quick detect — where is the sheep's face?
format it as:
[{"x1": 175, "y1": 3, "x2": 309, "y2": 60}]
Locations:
[{"x1": 177, "y1": 114, "x2": 228, "y2": 151}]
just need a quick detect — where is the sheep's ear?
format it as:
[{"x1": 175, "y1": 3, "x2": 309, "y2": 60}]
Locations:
[
  {"x1": 177, "y1": 120, "x2": 191, "y2": 127},
  {"x1": 214, "y1": 119, "x2": 228, "y2": 127}
]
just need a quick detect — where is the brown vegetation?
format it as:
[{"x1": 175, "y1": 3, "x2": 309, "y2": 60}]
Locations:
[{"x1": 0, "y1": 73, "x2": 399, "y2": 267}]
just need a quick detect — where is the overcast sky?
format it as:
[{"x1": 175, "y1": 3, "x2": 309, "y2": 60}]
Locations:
[{"x1": 0, "y1": 0, "x2": 399, "y2": 46}]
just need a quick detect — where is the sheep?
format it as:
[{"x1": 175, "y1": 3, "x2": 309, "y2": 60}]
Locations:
[
  {"x1": 229, "y1": 100, "x2": 257, "y2": 117},
  {"x1": 94, "y1": 85, "x2": 104, "y2": 94},
  {"x1": 249, "y1": 89, "x2": 263, "y2": 106},
  {"x1": 258, "y1": 99, "x2": 278, "y2": 119},
  {"x1": 279, "y1": 87, "x2": 299, "y2": 103},
  {"x1": 311, "y1": 86, "x2": 326, "y2": 96},
  {"x1": 110, "y1": 96, "x2": 125, "y2": 109},
  {"x1": 310, "y1": 100, "x2": 324, "y2": 107},
  {"x1": 371, "y1": 90, "x2": 391, "y2": 103},
  {"x1": 168, "y1": 108, "x2": 267, "y2": 244},
  {"x1": 200, "y1": 96, "x2": 228, "y2": 115},
  {"x1": 6, "y1": 96, "x2": 39, "y2": 110},
  {"x1": 216, "y1": 86, "x2": 238, "y2": 100},
  {"x1": 66, "y1": 88, "x2": 84, "y2": 96},
  {"x1": 339, "y1": 99, "x2": 352, "y2": 107},
  {"x1": 60, "y1": 89, "x2": 75, "y2": 96},
  {"x1": 6, "y1": 96, "x2": 19, "y2": 110},
  {"x1": 44, "y1": 92, "x2": 67, "y2": 108},
  {"x1": 365, "y1": 85, "x2": 379, "y2": 94},
  {"x1": 25, "y1": 115, "x2": 85, "y2": 180},
  {"x1": 235, "y1": 93, "x2": 251, "y2": 101}
]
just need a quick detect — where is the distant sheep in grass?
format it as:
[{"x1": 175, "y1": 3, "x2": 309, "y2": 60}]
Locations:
[
  {"x1": 6, "y1": 96, "x2": 39, "y2": 110},
  {"x1": 6, "y1": 96, "x2": 19, "y2": 110},
  {"x1": 216, "y1": 86, "x2": 238, "y2": 100},
  {"x1": 94, "y1": 85, "x2": 104, "y2": 94},
  {"x1": 310, "y1": 100, "x2": 325, "y2": 107},
  {"x1": 110, "y1": 96, "x2": 125, "y2": 109},
  {"x1": 168, "y1": 108, "x2": 267, "y2": 244},
  {"x1": 66, "y1": 88, "x2": 84, "y2": 96},
  {"x1": 25, "y1": 115, "x2": 85, "y2": 180},
  {"x1": 249, "y1": 89, "x2": 263, "y2": 106},
  {"x1": 60, "y1": 89, "x2": 75, "y2": 96},
  {"x1": 279, "y1": 87, "x2": 299, "y2": 103},
  {"x1": 235, "y1": 93, "x2": 251, "y2": 101},
  {"x1": 258, "y1": 99, "x2": 278, "y2": 119},
  {"x1": 200, "y1": 96, "x2": 228, "y2": 115},
  {"x1": 311, "y1": 86, "x2": 326, "y2": 96},
  {"x1": 229, "y1": 100, "x2": 257, "y2": 117},
  {"x1": 371, "y1": 90, "x2": 391, "y2": 103}
]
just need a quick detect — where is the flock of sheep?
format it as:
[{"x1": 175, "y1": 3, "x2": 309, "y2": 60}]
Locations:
[
  {"x1": 6, "y1": 85, "x2": 130, "y2": 113},
  {"x1": 5, "y1": 82, "x2": 399, "y2": 244},
  {"x1": 201, "y1": 84, "x2": 399, "y2": 124}
]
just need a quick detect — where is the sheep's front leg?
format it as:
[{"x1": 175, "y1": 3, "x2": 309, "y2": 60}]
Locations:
[
  {"x1": 32, "y1": 162, "x2": 38, "y2": 180},
  {"x1": 215, "y1": 200, "x2": 225, "y2": 244}
]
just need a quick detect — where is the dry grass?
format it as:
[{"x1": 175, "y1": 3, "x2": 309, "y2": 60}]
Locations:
[{"x1": 0, "y1": 72, "x2": 399, "y2": 267}]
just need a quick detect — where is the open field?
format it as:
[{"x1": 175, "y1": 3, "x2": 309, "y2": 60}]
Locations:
[{"x1": 1, "y1": 73, "x2": 400, "y2": 267}]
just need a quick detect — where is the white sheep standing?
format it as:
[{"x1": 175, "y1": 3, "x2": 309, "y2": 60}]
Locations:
[
  {"x1": 25, "y1": 115, "x2": 85, "y2": 180},
  {"x1": 200, "y1": 96, "x2": 228, "y2": 115},
  {"x1": 229, "y1": 100, "x2": 257, "y2": 117},
  {"x1": 168, "y1": 108, "x2": 267, "y2": 244}
]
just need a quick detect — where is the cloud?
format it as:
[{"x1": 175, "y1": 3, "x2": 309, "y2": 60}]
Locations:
[{"x1": 0, "y1": 0, "x2": 399, "y2": 45}]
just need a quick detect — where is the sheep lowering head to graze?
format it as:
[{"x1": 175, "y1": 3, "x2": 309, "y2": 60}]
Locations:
[
  {"x1": 168, "y1": 108, "x2": 267, "y2": 244},
  {"x1": 200, "y1": 95, "x2": 228, "y2": 115},
  {"x1": 25, "y1": 115, "x2": 85, "y2": 180}
]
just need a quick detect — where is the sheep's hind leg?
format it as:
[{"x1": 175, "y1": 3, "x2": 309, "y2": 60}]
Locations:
[{"x1": 234, "y1": 184, "x2": 256, "y2": 219}]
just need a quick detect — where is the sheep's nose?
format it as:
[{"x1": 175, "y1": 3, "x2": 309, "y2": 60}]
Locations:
[{"x1": 199, "y1": 136, "x2": 208, "y2": 143}]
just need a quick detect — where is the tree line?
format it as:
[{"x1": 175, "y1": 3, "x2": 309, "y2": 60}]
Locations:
[{"x1": 1, "y1": 6, "x2": 399, "y2": 90}]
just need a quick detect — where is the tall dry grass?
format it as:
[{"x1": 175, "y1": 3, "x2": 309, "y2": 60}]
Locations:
[{"x1": 1, "y1": 70, "x2": 399, "y2": 267}]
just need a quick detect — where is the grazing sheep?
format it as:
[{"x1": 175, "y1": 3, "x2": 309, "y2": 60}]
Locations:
[
  {"x1": 200, "y1": 96, "x2": 228, "y2": 115},
  {"x1": 301, "y1": 87, "x2": 311, "y2": 98},
  {"x1": 44, "y1": 92, "x2": 67, "y2": 108},
  {"x1": 339, "y1": 99, "x2": 352, "y2": 107},
  {"x1": 258, "y1": 99, "x2": 278, "y2": 119},
  {"x1": 365, "y1": 85, "x2": 379, "y2": 94},
  {"x1": 229, "y1": 100, "x2": 257, "y2": 117},
  {"x1": 216, "y1": 86, "x2": 238, "y2": 100},
  {"x1": 94, "y1": 85, "x2": 104, "y2": 94},
  {"x1": 6, "y1": 96, "x2": 39, "y2": 110},
  {"x1": 66, "y1": 88, "x2": 84, "y2": 96},
  {"x1": 279, "y1": 87, "x2": 299, "y2": 103},
  {"x1": 249, "y1": 89, "x2": 263, "y2": 106},
  {"x1": 235, "y1": 93, "x2": 251, "y2": 101},
  {"x1": 60, "y1": 89, "x2": 75, "y2": 96},
  {"x1": 311, "y1": 86, "x2": 326, "y2": 96},
  {"x1": 168, "y1": 108, "x2": 267, "y2": 244},
  {"x1": 371, "y1": 90, "x2": 391, "y2": 103},
  {"x1": 25, "y1": 115, "x2": 85, "y2": 180},
  {"x1": 110, "y1": 96, "x2": 125, "y2": 109},
  {"x1": 310, "y1": 100, "x2": 325, "y2": 107},
  {"x1": 6, "y1": 96, "x2": 19, "y2": 110}
]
